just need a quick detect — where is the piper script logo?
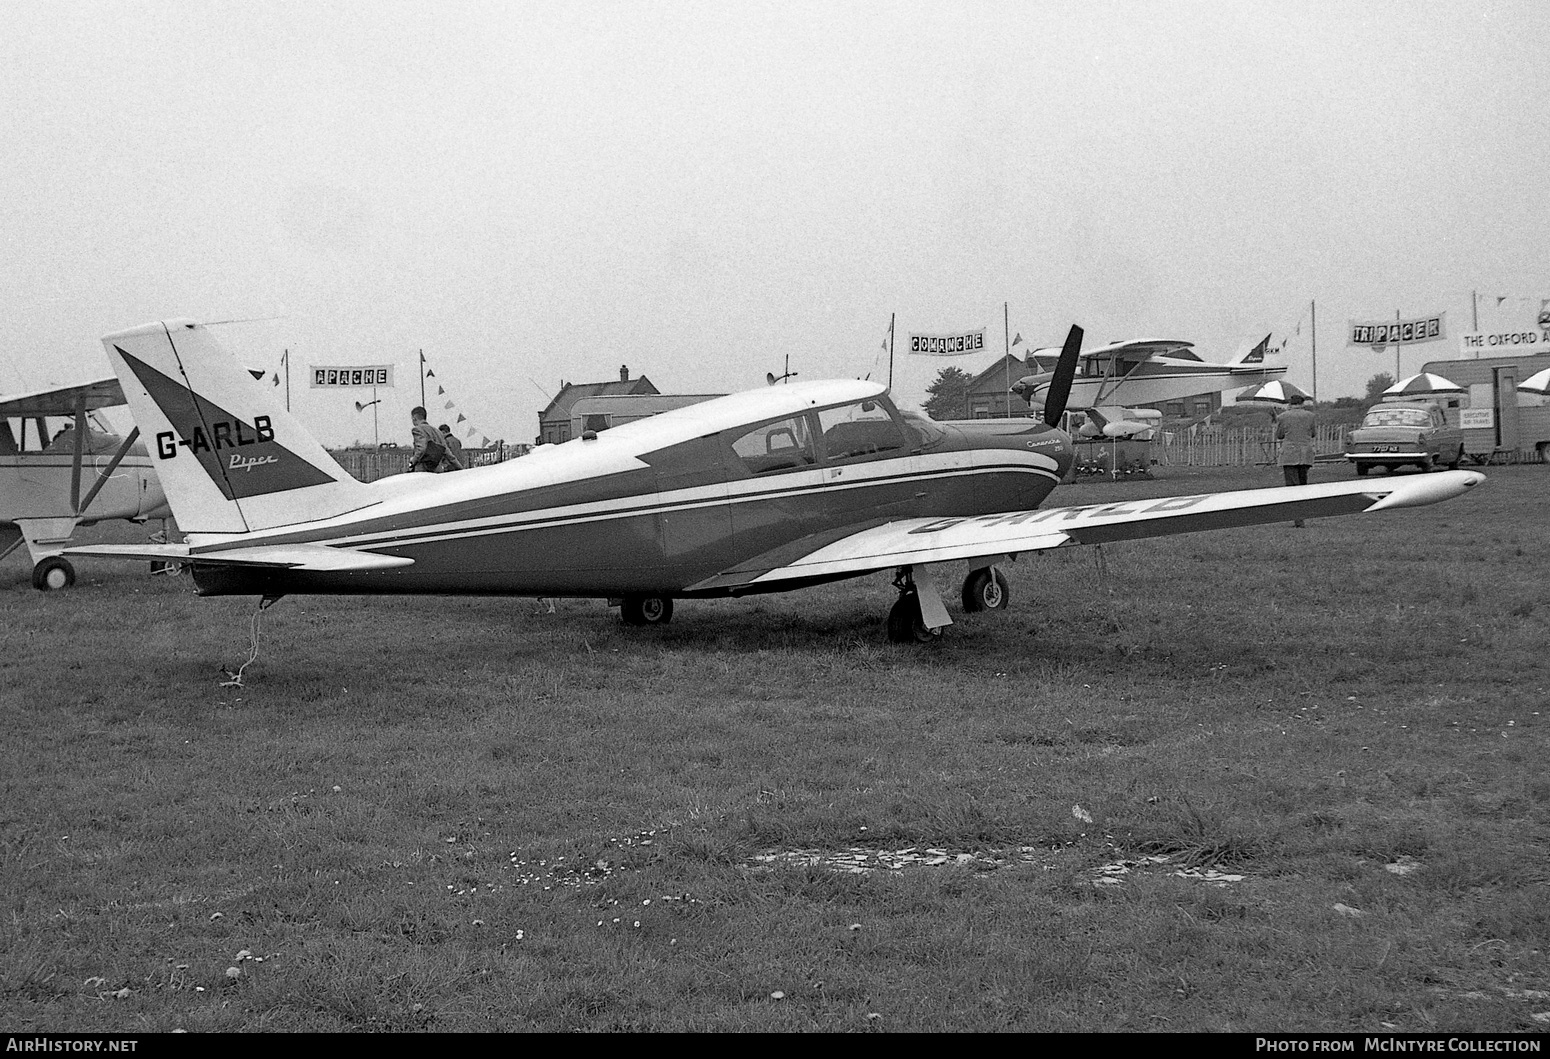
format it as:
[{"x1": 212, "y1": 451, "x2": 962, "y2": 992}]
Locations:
[{"x1": 156, "y1": 416, "x2": 276, "y2": 461}]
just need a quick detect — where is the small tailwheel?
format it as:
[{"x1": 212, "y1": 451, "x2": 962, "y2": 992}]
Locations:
[
  {"x1": 885, "y1": 590, "x2": 940, "y2": 644},
  {"x1": 32, "y1": 556, "x2": 76, "y2": 591},
  {"x1": 621, "y1": 595, "x2": 674, "y2": 626},
  {"x1": 961, "y1": 567, "x2": 1010, "y2": 612}
]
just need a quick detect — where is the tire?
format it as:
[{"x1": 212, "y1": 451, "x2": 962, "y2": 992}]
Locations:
[
  {"x1": 961, "y1": 567, "x2": 1010, "y2": 612},
  {"x1": 620, "y1": 595, "x2": 673, "y2": 626},
  {"x1": 32, "y1": 556, "x2": 76, "y2": 591},
  {"x1": 886, "y1": 591, "x2": 939, "y2": 644}
]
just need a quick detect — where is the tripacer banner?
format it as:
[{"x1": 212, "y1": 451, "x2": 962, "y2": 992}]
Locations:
[
  {"x1": 1347, "y1": 314, "x2": 1446, "y2": 348},
  {"x1": 310, "y1": 365, "x2": 394, "y2": 388},
  {"x1": 908, "y1": 329, "x2": 986, "y2": 356}
]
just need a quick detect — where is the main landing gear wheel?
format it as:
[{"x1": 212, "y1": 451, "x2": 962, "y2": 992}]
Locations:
[
  {"x1": 32, "y1": 556, "x2": 76, "y2": 591},
  {"x1": 886, "y1": 590, "x2": 940, "y2": 644},
  {"x1": 620, "y1": 595, "x2": 674, "y2": 626},
  {"x1": 961, "y1": 567, "x2": 1010, "y2": 612}
]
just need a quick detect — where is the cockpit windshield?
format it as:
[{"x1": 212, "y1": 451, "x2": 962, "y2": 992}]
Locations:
[{"x1": 899, "y1": 410, "x2": 948, "y2": 448}]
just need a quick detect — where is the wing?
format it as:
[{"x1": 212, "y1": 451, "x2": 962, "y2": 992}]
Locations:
[
  {"x1": 65, "y1": 542, "x2": 414, "y2": 572},
  {"x1": 688, "y1": 471, "x2": 1482, "y2": 591},
  {"x1": 0, "y1": 378, "x2": 126, "y2": 417}
]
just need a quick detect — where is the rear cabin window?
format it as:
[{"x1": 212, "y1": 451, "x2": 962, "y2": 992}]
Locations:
[
  {"x1": 1361, "y1": 407, "x2": 1432, "y2": 429},
  {"x1": 730, "y1": 415, "x2": 817, "y2": 475},
  {"x1": 817, "y1": 400, "x2": 908, "y2": 464}
]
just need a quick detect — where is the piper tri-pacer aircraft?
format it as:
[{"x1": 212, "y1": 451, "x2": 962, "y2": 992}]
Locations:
[
  {"x1": 1013, "y1": 336, "x2": 1286, "y2": 412},
  {"x1": 69, "y1": 320, "x2": 1482, "y2": 643},
  {"x1": 1, "y1": 377, "x2": 170, "y2": 589}
]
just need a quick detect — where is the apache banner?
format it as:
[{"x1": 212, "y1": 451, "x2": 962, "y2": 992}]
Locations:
[
  {"x1": 908, "y1": 329, "x2": 986, "y2": 356},
  {"x1": 1347, "y1": 313, "x2": 1446, "y2": 348},
  {"x1": 310, "y1": 365, "x2": 395, "y2": 388}
]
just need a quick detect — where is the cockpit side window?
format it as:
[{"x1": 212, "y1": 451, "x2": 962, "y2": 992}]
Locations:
[
  {"x1": 729, "y1": 414, "x2": 817, "y2": 475},
  {"x1": 817, "y1": 399, "x2": 909, "y2": 464}
]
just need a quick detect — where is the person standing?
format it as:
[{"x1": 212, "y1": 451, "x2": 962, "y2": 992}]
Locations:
[
  {"x1": 1275, "y1": 394, "x2": 1318, "y2": 527},
  {"x1": 408, "y1": 406, "x2": 448, "y2": 473},
  {"x1": 437, "y1": 423, "x2": 465, "y2": 471}
]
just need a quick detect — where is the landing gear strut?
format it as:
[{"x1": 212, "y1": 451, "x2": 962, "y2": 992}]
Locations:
[{"x1": 886, "y1": 568, "x2": 943, "y2": 644}]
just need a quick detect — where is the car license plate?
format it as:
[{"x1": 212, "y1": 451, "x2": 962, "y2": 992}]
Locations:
[{"x1": 1370, "y1": 445, "x2": 1399, "y2": 452}]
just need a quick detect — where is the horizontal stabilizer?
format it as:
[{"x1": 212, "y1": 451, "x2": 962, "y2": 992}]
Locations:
[{"x1": 66, "y1": 542, "x2": 414, "y2": 572}]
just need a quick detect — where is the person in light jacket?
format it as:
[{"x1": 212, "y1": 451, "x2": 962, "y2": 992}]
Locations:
[{"x1": 1275, "y1": 395, "x2": 1317, "y2": 526}]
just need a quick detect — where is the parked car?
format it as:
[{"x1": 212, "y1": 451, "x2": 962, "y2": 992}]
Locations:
[{"x1": 1345, "y1": 402, "x2": 1464, "y2": 475}]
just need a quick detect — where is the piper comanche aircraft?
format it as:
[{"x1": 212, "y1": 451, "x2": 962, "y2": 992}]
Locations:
[
  {"x1": 69, "y1": 320, "x2": 1482, "y2": 643},
  {"x1": 1, "y1": 377, "x2": 171, "y2": 589},
  {"x1": 1013, "y1": 336, "x2": 1286, "y2": 412}
]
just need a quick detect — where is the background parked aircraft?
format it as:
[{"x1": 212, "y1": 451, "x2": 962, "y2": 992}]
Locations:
[
  {"x1": 1, "y1": 379, "x2": 170, "y2": 589},
  {"x1": 1014, "y1": 336, "x2": 1286, "y2": 412}
]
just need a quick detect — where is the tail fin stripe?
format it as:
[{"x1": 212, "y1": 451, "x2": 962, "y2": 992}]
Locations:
[{"x1": 116, "y1": 344, "x2": 334, "y2": 500}]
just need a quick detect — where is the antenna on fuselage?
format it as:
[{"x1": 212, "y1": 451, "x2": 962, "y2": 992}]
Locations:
[
  {"x1": 1040, "y1": 325, "x2": 1084, "y2": 427},
  {"x1": 767, "y1": 354, "x2": 798, "y2": 385}
]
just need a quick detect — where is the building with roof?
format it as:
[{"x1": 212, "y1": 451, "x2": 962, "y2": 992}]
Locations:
[{"x1": 536, "y1": 365, "x2": 659, "y2": 445}]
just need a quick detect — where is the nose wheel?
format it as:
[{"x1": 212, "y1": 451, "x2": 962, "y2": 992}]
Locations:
[
  {"x1": 620, "y1": 595, "x2": 674, "y2": 626},
  {"x1": 32, "y1": 556, "x2": 76, "y2": 591},
  {"x1": 961, "y1": 566, "x2": 1009, "y2": 612}
]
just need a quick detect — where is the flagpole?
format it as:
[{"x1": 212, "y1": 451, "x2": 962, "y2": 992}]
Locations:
[
  {"x1": 372, "y1": 384, "x2": 379, "y2": 447},
  {"x1": 283, "y1": 349, "x2": 291, "y2": 412},
  {"x1": 1394, "y1": 308, "x2": 1401, "y2": 382},
  {"x1": 1309, "y1": 301, "x2": 1317, "y2": 404},
  {"x1": 419, "y1": 350, "x2": 426, "y2": 409},
  {"x1": 1003, "y1": 302, "x2": 1010, "y2": 418},
  {"x1": 887, "y1": 313, "x2": 895, "y2": 392}
]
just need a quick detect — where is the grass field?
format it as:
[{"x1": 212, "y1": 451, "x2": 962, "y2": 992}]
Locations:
[{"x1": 2, "y1": 464, "x2": 1546, "y2": 1032}]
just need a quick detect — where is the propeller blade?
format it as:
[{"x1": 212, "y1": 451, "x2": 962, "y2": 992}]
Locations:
[{"x1": 1041, "y1": 325, "x2": 1084, "y2": 426}]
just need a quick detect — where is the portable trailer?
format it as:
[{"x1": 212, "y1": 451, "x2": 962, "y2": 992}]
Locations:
[{"x1": 1420, "y1": 352, "x2": 1550, "y2": 463}]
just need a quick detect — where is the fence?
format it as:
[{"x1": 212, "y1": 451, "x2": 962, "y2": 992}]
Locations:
[
  {"x1": 329, "y1": 444, "x2": 524, "y2": 483},
  {"x1": 1152, "y1": 424, "x2": 1350, "y2": 467}
]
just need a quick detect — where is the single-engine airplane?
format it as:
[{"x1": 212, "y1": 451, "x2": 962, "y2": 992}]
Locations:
[
  {"x1": 1013, "y1": 335, "x2": 1286, "y2": 412},
  {"x1": 69, "y1": 320, "x2": 1481, "y2": 643},
  {"x1": 2, "y1": 377, "x2": 171, "y2": 589}
]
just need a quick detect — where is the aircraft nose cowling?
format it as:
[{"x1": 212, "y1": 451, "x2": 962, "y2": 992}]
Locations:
[{"x1": 948, "y1": 420, "x2": 1073, "y2": 487}]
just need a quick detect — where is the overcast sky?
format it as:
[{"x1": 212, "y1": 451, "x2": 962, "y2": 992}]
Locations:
[{"x1": 3, "y1": 0, "x2": 1547, "y2": 445}]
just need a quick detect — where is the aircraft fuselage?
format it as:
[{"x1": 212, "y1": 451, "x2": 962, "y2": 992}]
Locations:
[{"x1": 187, "y1": 401, "x2": 1072, "y2": 599}]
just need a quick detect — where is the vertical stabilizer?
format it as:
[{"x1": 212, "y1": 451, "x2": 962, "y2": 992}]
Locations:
[
  {"x1": 102, "y1": 320, "x2": 371, "y2": 533},
  {"x1": 1230, "y1": 334, "x2": 1273, "y2": 365}
]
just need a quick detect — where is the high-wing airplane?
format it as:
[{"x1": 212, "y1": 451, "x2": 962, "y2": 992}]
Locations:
[
  {"x1": 1013, "y1": 335, "x2": 1286, "y2": 411},
  {"x1": 68, "y1": 320, "x2": 1481, "y2": 643},
  {"x1": 1, "y1": 377, "x2": 171, "y2": 589}
]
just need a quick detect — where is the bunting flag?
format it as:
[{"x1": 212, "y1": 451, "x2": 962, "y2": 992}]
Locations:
[
  {"x1": 1011, "y1": 333, "x2": 1023, "y2": 347},
  {"x1": 271, "y1": 372, "x2": 280, "y2": 386},
  {"x1": 420, "y1": 353, "x2": 496, "y2": 451}
]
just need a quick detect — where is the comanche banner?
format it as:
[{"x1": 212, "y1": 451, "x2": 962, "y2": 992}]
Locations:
[{"x1": 908, "y1": 330, "x2": 987, "y2": 356}]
